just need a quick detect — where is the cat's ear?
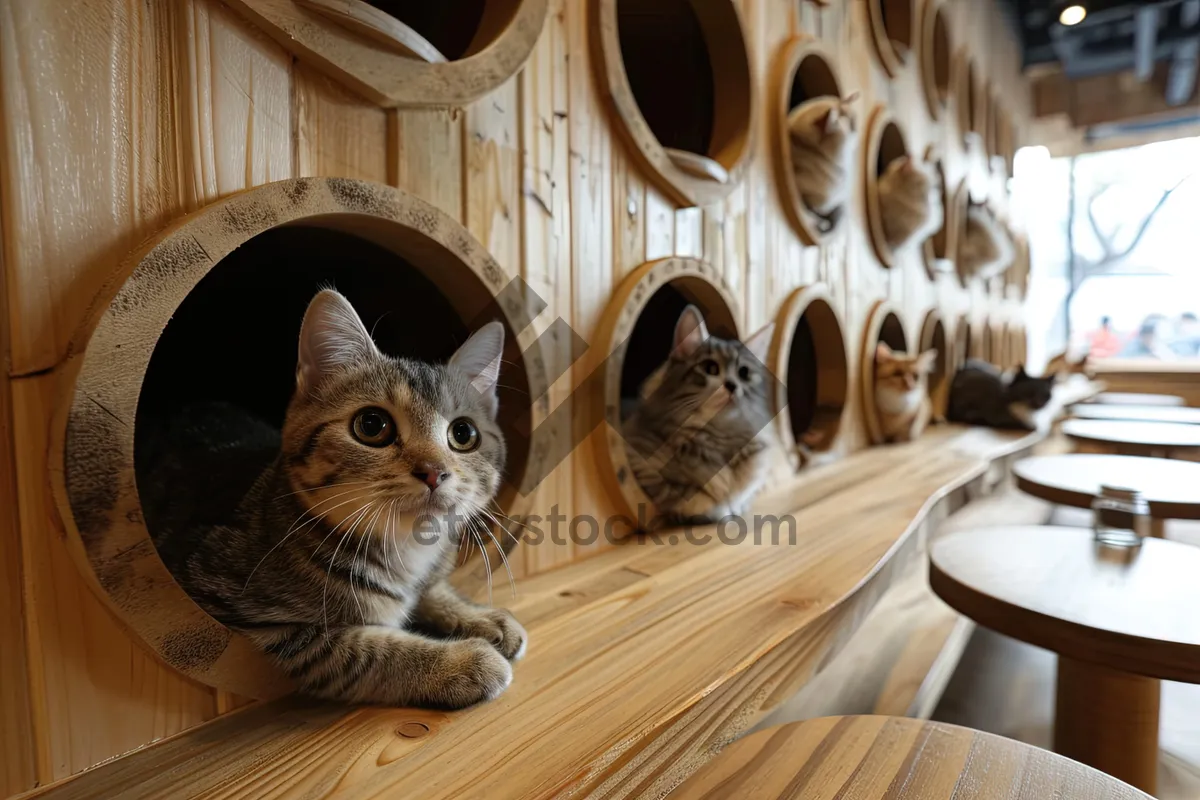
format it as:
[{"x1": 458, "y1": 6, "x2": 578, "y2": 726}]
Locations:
[
  {"x1": 450, "y1": 322, "x2": 505, "y2": 410},
  {"x1": 297, "y1": 289, "x2": 379, "y2": 391},
  {"x1": 817, "y1": 108, "x2": 837, "y2": 135},
  {"x1": 744, "y1": 322, "x2": 775, "y2": 363},
  {"x1": 672, "y1": 305, "x2": 709, "y2": 359},
  {"x1": 916, "y1": 349, "x2": 938, "y2": 373},
  {"x1": 1014, "y1": 365, "x2": 1029, "y2": 380},
  {"x1": 875, "y1": 342, "x2": 895, "y2": 362}
]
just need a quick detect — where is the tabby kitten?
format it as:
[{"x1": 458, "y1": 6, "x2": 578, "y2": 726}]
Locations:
[
  {"x1": 624, "y1": 305, "x2": 775, "y2": 527},
  {"x1": 143, "y1": 289, "x2": 525, "y2": 709},
  {"x1": 878, "y1": 156, "x2": 943, "y2": 250},
  {"x1": 946, "y1": 358, "x2": 1056, "y2": 431},
  {"x1": 958, "y1": 203, "x2": 1013, "y2": 279},
  {"x1": 874, "y1": 343, "x2": 937, "y2": 443},
  {"x1": 788, "y1": 93, "x2": 859, "y2": 231}
]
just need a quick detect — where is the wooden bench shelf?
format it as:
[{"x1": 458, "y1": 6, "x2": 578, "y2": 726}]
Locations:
[{"x1": 31, "y1": 425, "x2": 1053, "y2": 800}]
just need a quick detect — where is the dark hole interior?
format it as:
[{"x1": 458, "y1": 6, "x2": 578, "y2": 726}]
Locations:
[
  {"x1": 788, "y1": 54, "x2": 840, "y2": 111},
  {"x1": 960, "y1": 324, "x2": 972, "y2": 366},
  {"x1": 981, "y1": 325, "x2": 993, "y2": 361},
  {"x1": 785, "y1": 301, "x2": 847, "y2": 451},
  {"x1": 879, "y1": 312, "x2": 908, "y2": 354},
  {"x1": 879, "y1": 0, "x2": 913, "y2": 49},
  {"x1": 877, "y1": 123, "x2": 907, "y2": 176},
  {"x1": 933, "y1": 10, "x2": 950, "y2": 100},
  {"x1": 134, "y1": 225, "x2": 529, "y2": 518},
  {"x1": 618, "y1": 0, "x2": 715, "y2": 157},
  {"x1": 925, "y1": 319, "x2": 947, "y2": 399},
  {"x1": 929, "y1": 160, "x2": 949, "y2": 256},
  {"x1": 619, "y1": 282, "x2": 736, "y2": 419},
  {"x1": 365, "y1": 0, "x2": 489, "y2": 60}
]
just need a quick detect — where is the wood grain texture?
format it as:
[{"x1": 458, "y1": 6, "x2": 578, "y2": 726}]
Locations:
[
  {"x1": 1014, "y1": 454, "x2": 1200, "y2": 520},
  {"x1": 1072, "y1": 404, "x2": 1200, "y2": 424},
  {"x1": 295, "y1": 62, "x2": 389, "y2": 182},
  {"x1": 1056, "y1": 656, "x2": 1162, "y2": 795},
  {"x1": 931, "y1": 525, "x2": 1200, "y2": 683},
  {"x1": 25, "y1": 426, "x2": 1042, "y2": 800},
  {"x1": 672, "y1": 716, "x2": 1152, "y2": 799}
]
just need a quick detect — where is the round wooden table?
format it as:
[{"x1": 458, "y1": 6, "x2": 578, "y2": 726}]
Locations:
[
  {"x1": 1085, "y1": 392, "x2": 1186, "y2": 407},
  {"x1": 671, "y1": 716, "x2": 1151, "y2": 799},
  {"x1": 1013, "y1": 454, "x2": 1200, "y2": 538},
  {"x1": 1072, "y1": 403, "x2": 1200, "y2": 425},
  {"x1": 930, "y1": 526, "x2": 1200, "y2": 794},
  {"x1": 1062, "y1": 418, "x2": 1200, "y2": 458}
]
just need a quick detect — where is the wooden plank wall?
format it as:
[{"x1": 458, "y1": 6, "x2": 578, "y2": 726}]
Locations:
[{"x1": 0, "y1": 0, "x2": 1029, "y2": 792}]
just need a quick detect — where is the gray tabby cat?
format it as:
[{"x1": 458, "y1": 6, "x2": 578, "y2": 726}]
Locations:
[
  {"x1": 946, "y1": 359, "x2": 1056, "y2": 431},
  {"x1": 788, "y1": 93, "x2": 858, "y2": 231},
  {"x1": 143, "y1": 289, "x2": 525, "y2": 709},
  {"x1": 878, "y1": 156, "x2": 943, "y2": 250},
  {"x1": 623, "y1": 306, "x2": 775, "y2": 526},
  {"x1": 958, "y1": 202, "x2": 1013, "y2": 279}
]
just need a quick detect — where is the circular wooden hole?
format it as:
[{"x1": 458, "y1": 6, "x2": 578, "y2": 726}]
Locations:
[
  {"x1": 863, "y1": 106, "x2": 912, "y2": 268},
  {"x1": 772, "y1": 38, "x2": 853, "y2": 245},
  {"x1": 954, "y1": 316, "x2": 971, "y2": 369},
  {"x1": 919, "y1": 310, "x2": 950, "y2": 419},
  {"x1": 867, "y1": 0, "x2": 914, "y2": 78},
  {"x1": 48, "y1": 178, "x2": 548, "y2": 697},
  {"x1": 592, "y1": 0, "x2": 755, "y2": 207},
  {"x1": 952, "y1": 186, "x2": 983, "y2": 287},
  {"x1": 593, "y1": 258, "x2": 739, "y2": 522},
  {"x1": 226, "y1": 0, "x2": 547, "y2": 107},
  {"x1": 955, "y1": 53, "x2": 980, "y2": 142},
  {"x1": 860, "y1": 301, "x2": 910, "y2": 445},
  {"x1": 920, "y1": 0, "x2": 951, "y2": 119},
  {"x1": 770, "y1": 285, "x2": 848, "y2": 469},
  {"x1": 921, "y1": 147, "x2": 957, "y2": 280}
]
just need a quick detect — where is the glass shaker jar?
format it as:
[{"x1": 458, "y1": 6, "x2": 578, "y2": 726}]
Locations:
[{"x1": 1092, "y1": 485, "x2": 1151, "y2": 547}]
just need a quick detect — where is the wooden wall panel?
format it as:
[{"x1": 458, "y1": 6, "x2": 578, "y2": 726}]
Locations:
[{"x1": 0, "y1": 0, "x2": 1033, "y2": 787}]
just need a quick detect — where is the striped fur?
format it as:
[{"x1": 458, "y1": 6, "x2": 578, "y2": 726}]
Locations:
[
  {"x1": 788, "y1": 94, "x2": 858, "y2": 229},
  {"x1": 623, "y1": 306, "x2": 776, "y2": 527},
  {"x1": 142, "y1": 289, "x2": 524, "y2": 709}
]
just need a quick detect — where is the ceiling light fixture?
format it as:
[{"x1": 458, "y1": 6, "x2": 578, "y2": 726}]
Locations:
[{"x1": 1059, "y1": 4, "x2": 1087, "y2": 26}]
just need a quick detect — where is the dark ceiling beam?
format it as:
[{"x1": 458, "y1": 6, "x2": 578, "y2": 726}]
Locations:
[{"x1": 1135, "y1": 6, "x2": 1161, "y2": 80}]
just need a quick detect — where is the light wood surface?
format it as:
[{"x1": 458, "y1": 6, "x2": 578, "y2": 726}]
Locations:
[
  {"x1": 1087, "y1": 392, "x2": 1188, "y2": 407},
  {"x1": 1085, "y1": 366, "x2": 1200, "y2": 408},
  {"x1": 1014, "y1": 454, "x2": 1200, "y2": 520},
  {"x1": 671, "y1": 716, "x2": 1152, "y2": 799},
  {"x1": 25, "y1": 427, "x2": 1045, "y2": 800},
  {"x1": 1062, "y1": 419, "x2": 1200, "y2": 456},
  {"x1": 1072, "y1": 403, "x2": 1200, "y2": 424},
  {"x1": 931, "y1": 525, "x2": 1200, "y2": 682},
  {"x1": 294, "y1": 0, "x2": 449, "y2": 62},
  {"x1": 0, "y1": 0, "x2": 1034, "y2": 787}
]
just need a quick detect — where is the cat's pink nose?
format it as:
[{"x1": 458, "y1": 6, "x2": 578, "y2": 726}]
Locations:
[{"x1": 412, "y1": 463, "x2": 450, "y2": 490}]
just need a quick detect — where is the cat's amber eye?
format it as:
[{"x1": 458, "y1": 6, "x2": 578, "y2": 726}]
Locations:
[
  {"x1": 738, "y1": 365, "x2": 752, "y2": 381},
  {"x1": 448, "y1": 418, "x2": 481, "y2": 453},
  {"x1": 701, "y1": 359, "x2": 721, "y2": 376},
  {"x1": 351, "y1": 407, "x2": 396, "y2": 447}
]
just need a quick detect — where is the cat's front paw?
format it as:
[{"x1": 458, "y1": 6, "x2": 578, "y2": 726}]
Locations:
[
  {"x1": 436, "y1": 639, "x2": 514, "y2": 708},
  {"x1": 459, "y1": 609, "x2": 528, "y2": 661}
]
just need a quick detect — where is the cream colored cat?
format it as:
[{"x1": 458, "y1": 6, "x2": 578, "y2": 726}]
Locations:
[
  {"x1": 878, "y1": 156, "x2": 943, "y2": 250},
  {"x1": 874, "y1": 343, "x2": 937, "y2": 443}
]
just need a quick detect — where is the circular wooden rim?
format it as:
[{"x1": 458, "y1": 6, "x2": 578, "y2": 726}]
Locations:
[
  {"x1": 1013, "y1": 454, "x2": 1200, "y2": 519},
  {"x1": 771, "y1": 37, "x2": 848, "y2": 246},
  {"x1": 954, "y1": 51, "x2": 980, "y2": 143},
  {"x1": 863, "y1": 105, "x2": 909, "y2": 269},
  {"x1": 953, "y1": 315, "x2": 971, "y2": 369},
  {"x1": 931, "y1": 526, "x2": 1200, "y2": 682},
  {"x1": 591, "y1": 257, "x2": 740, "y2": 522},
  {"x1": 919, "y1": 309, "x2": 950, "y2": 418},
  {"x1": 769, "y1": 284, "x2": 849, "y2": 469},
  {"x1": 867, "y1": 0, "x2": 914, "y2": 78},
  {"x1": 950, "y1": 181, "x2": 974, "y2": 287},
  {"x1": 860, "y1": 300, "x2": 909, "y2": 445},
  {"x1": 919, "y1": 0, "x2": 951, "y2": 119},
  {"x1": 590, "y1": 0, "x2": 756, "y2": 208},
  {"x1": 48, "y1": 177, "x2": 549, "y2": 697},
  {"x1": 225, "y1": 0, "x2": 549, "y2": 107},
  {"x1": 921, "y1": 146, "x2": 957, "y2": 280}
]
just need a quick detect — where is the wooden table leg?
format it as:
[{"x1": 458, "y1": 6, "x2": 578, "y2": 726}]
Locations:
[{"x1": 1054, "y1": 656, "x2": 1160, "y2": 794}]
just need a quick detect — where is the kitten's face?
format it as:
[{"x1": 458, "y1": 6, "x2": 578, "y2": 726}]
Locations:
[
  {"x1": 1009, "y1": 369, "x2": 1054, "y2": 410},
  {"x1": 639, "y1": 306, "x2": 774, "y2": 428},
  {"x1": 875, "y1": 344, "x2": 937, "y2": 396},
  {"x1": 282, "y1": 290, "x2": 506, "y2": 540}
]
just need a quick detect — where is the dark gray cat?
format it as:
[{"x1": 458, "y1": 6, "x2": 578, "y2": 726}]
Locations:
[
  {"x1": 946, "y1": 359, "x2": 1056, "y2": 430},
  {"x1": 622, "y1": 305, "x2": 775, "y2": 526},
  {"x1": 140, "y1": 289, "x2": 525, "y2": 709}
]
